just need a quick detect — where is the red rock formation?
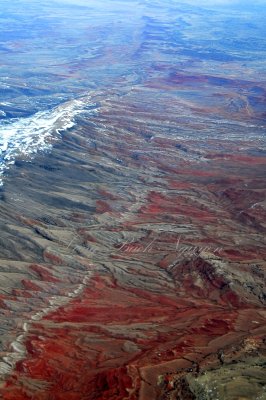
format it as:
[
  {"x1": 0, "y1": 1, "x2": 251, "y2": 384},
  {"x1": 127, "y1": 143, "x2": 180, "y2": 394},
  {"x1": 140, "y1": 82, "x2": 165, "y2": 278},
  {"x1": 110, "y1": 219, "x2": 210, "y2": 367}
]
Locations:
[{"x1": 0, "y1": 34, "x2": 265, "y2": 400}]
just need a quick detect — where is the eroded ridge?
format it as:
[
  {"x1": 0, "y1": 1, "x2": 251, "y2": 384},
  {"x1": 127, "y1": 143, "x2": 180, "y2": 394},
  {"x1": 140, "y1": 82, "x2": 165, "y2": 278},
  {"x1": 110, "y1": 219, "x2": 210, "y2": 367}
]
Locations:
[{"x1": 0, "y1": 85, "x2": 265, "y2": 399}]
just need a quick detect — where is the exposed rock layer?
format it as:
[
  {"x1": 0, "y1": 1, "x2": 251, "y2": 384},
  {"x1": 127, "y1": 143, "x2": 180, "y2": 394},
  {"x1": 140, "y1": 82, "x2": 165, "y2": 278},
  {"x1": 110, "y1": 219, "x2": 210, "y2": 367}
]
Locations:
[{"x1": 0, "y1": 85, "x2": 265, "y2": 399}]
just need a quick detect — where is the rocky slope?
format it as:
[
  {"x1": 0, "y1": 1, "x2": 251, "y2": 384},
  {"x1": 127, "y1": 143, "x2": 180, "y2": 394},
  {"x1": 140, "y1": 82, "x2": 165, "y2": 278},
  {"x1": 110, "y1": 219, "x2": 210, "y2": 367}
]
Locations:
[{"x1": 0, "y1": 84, "x2": 265, "y2": 399}]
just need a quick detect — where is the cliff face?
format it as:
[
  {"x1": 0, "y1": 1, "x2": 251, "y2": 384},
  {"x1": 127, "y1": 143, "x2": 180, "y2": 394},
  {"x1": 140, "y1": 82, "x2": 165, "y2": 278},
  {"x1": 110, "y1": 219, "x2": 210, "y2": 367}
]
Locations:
[{"x1": 0, "y1": 84, "x2": 265, "y2": 399}]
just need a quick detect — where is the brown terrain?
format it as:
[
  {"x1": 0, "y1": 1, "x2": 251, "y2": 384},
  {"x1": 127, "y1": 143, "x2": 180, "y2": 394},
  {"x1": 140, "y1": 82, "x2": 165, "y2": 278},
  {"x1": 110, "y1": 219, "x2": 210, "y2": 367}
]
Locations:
[{"x1": 0, "y1": 77, "x2": 265, "y2": 399}]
